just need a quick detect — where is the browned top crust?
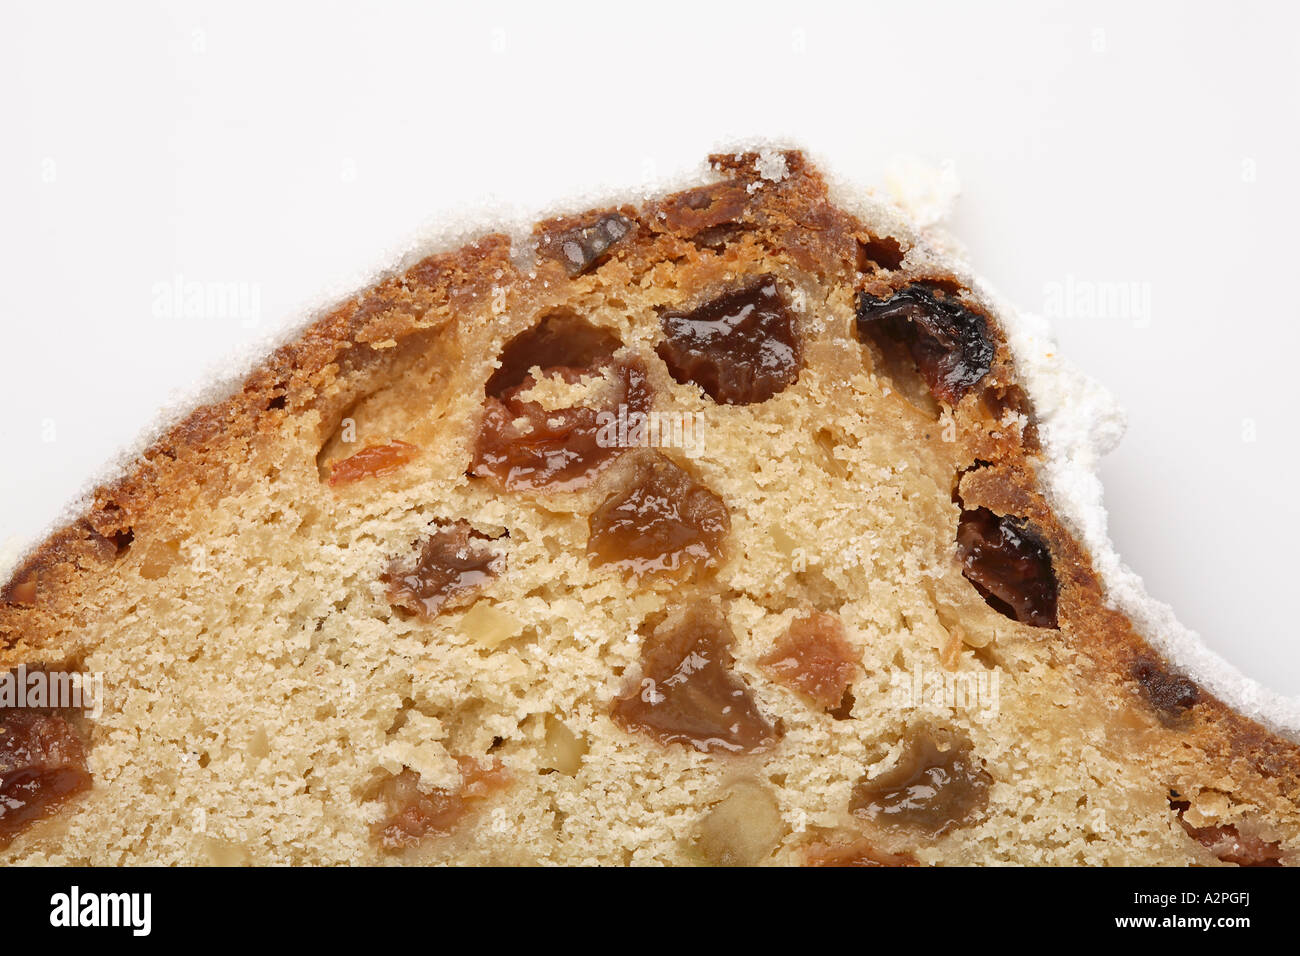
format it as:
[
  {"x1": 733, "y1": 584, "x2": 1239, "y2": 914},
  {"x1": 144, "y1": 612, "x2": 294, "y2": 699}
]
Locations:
[{"x1": 4, "y1": 149, "x2": 1299, "y2": 818}]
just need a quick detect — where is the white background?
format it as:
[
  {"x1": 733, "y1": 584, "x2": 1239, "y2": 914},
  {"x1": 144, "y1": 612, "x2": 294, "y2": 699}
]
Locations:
[{"x1": 2, "y1": 1, "x2": 1296, "y2": 695}]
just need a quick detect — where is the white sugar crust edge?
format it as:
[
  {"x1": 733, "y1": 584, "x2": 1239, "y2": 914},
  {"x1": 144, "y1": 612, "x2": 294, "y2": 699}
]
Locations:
[{"x1": 8, "y1": 143, "x2": 1299, "y2": 740}]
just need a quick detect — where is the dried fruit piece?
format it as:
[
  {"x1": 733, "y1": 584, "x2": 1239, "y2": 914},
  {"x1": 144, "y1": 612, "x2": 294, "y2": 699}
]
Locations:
[
  {"x1": 805, "y1": 838, "x2": 919, "y2": 867},
  {"x1": 539, "y1": 213, "x2": 636, "y2": 277},
  {"x1": 693, "y1": 780, "x2": 785, "y2": 866},
  {"x1": 855, "y1": 284, "x2": 994, "y2": 404},
  {"x1": 0, "y1": 709, "x2": 91, "y2": 847},
  {"x1": 375, "y1": 758, "x2": 509, "y2": 850},
  {"x1": 611, "y1": 603, "x2": 780, "y2": 755},
  {"x1": 328, "y1": 439, "x2": 420, "y2": 486},
  {"x1": 587, "y1": 453, "x2": 729, "y2": 580},
  {"x1": 850, "y1": 728, "x2": 992, "y2": 835},
  {"x1": 485, "y1": 311, "x2": 624, "y2": 398},
  {"x1": 758, "y1": 612, "x2": 858, "y2": 711},
  {"x1": 382, "y1": 522, "x2": 504, "y2": 616},
  {"x1": 1170, "y1": 799, "x2": 1283, "y2": 867},
  {"x1": 1132, "y1": 659, "x2": 1199, "y2": 725},
  {"x1": 957, "y1": 507, "x2": 1058, "y2": 628},
  {"x1": 656, "y1": 277, "x2": 802, "y2": 405},
  {"x1": 472, "y1": 359, "x2": 651, "y2": 492}
]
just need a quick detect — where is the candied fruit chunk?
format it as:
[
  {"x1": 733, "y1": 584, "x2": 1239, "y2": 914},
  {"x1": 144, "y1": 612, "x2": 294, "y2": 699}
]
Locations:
[
  {"x1": 850, "y1": 728, "x2": 991, "y2": 835},
  {"x1": 1170, "y1": 799, "x2": 1283, "y2": 867},
  {"x1": 472, "y1": 359, "x2": 651, "y2": 492},
  {"x1": 538, "y1": 213, "x2": 636, "y2": 277},
  {"x1": 0, "y1": 709, "x2": 91, "y2": 846},
  {"x1": 611, "y1": 603, "x2": 780, "y2": 755},
  {"x1": 805, "y1": 839, "x2": 919, "y2": 867},
  {"x1": 1132, "y1": 659, "x2": 1199, "y2": 724},
  {"x1": 759, "y1": 611, "x2": 858, "y2": 711},
  {"x1": 485, "y1": 311, "x2": 624, "y2": 398},
  {"x1": 693, "y1": 780, "x2": 785, "y2": 866},
  {"x1": 855, "y1": 284, "x2": 994, "y2": 404},
  {"x1": 382, "y1": 521, "x2": 504, "y2": 616},
  {"x1": 328, "y1": 439, "x2": 419, "y2": 486},
  {"x1": 656, "y1": 276, "x2": 802, "y2": 405},
  {"x1": 375, "y1": 757, "x2": 509, "y2": 850},
  {"x1": 957, "y1": 507, "x2": 1058, "y2": 628},
  {"x1": 587, "y1": 453, "x2": 729, "y2": 580}
]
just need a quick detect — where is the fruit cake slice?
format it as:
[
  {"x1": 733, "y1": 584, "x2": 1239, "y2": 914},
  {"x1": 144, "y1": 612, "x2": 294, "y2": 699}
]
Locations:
[{"x1": 2, "y1": 150, "x2": 1297, "y2": 866}]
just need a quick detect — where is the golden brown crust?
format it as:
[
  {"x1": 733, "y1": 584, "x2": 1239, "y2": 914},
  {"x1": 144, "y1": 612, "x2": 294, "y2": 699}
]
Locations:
[{"x1": 4, "y1": 149, "x2": 1298, "y2": 834}]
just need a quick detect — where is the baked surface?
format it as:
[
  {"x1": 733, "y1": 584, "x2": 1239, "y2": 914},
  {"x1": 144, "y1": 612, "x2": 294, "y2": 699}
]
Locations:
[{"x1": 2, "y1": 151, "x2": 1296, "y2": 865}]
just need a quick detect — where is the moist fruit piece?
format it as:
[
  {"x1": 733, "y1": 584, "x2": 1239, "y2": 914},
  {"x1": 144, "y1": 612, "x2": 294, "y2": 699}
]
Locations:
[{"x1": 2, "y1": 149, "x2": 1298, "y2": 865}]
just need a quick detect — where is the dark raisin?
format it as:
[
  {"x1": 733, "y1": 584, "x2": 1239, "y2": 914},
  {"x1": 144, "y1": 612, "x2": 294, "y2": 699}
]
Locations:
[
  {"x1": 485, "y1": 311, "x2": 623, "y2": 398},
  {"x1": 610, "y1": 603, "x2": 780, "y2": 755},
  {"x1": 656, "y1": 277, "x2": 801, "y2": 405},
  {"x1": 1132, "y1": 659, "x2": 1199, "y2": 724},
  {"x1": 957, "y1": 507, "x2": 1058, "y2": 628},
  {"x1": 539, "y1": 213, "x2": 636, "y2": 277},
  {"x1": 850, "y1": 728, "x2": 991, "y2": 835},
  {"x1": 587, "y1": 453, "x2": 729, "y2": 581},
  {"x1": 472, "y1": 359, "x2": 651, "y2": 492},
  {"x1": 855, "y1": 284, "x2": 994, "y2": 403},
  {"x1": 382, "y1": 521, "x2": 504, "y2": 616},
  {"x1": 0, "y1": 708, "x2": 91, "y2": 847}
]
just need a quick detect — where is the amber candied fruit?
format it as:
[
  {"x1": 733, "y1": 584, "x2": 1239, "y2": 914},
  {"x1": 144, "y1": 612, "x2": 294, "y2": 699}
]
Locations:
[
  {"x1": 375, "y1": 757, "x2": 509, "y2": 850},
  {"x1": 855, "y1": 284, "x2": 994, "y2": 404},
  {"x1": 805, "y1": 839, "x2": 918, "y2": 867},
  {"x1": 758, "y1": 612, "x2": 858, "y2": 711},
  {"x1": 656, "y1": 276, "x2": 802, "y2": 405},
  {"x1": 611, "y1": 603, "x2": 780, "y2": 755},
  {"x1": 382, "y1": 521, "x2": 504, "y2": 616},
  {"x1": 0, "y1": 709, "x2": 91, "y2": 846},
  {"x1": 587, "y1": 453, "x2": 729, "y2": 580},
  {"x1": 850, "y1": 728, "x2": 991, "y2": 835},
  {"x1": 471, "y1": 359, "x2": 651, "y2": 492},
  {"x1": 328, "y1": 439, "x2": 420, "y2": 486},
  {"x1": 956, "y1": 507, "x2": 1058, "y2": 628},
  {"x1": 1170, "y1": 799, "x2": 1283, "y2": 867}
]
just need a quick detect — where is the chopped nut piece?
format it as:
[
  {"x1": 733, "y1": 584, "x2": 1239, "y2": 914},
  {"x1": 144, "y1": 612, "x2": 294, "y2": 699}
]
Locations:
[
  {"x1": 382, "y1": 522, "x2": 504, "y2": 617},
  {"x1": 587, "y1": 453, "x2": 729, "y2": 581},
  {"x1": 538, "y1": 213, "x2": 637, "y2": 277},
  {"x1": 850, "y1": 728, "x2": 991, "y2": 835},
  {"x1": 458, "y1": 601, "x2": 525, "y2": 647},
  {"x1": 375, "y1": 757, "x2": 509, "y2": 850},
  {"x1": 694, "y1": 780, "x2": 785, "y2": 866},
  {"x1": 957, "y1": 507, "x2": 1058, "y2": 628},
  {"x1": 759, "y1": 611, "x2": 858, "y2": 711},
  {"x1": 538, "y1": 716, "x2": 587, "y2": 776},
  {"x1": 328, "y1": 439, "x2": 420, "y2": 486},
  {"x1": 611, "y1": 603, "x2": 780, "y2": 755},
  {"x1": 657, "y1": 277, "x2": 802, "y2": 406}
]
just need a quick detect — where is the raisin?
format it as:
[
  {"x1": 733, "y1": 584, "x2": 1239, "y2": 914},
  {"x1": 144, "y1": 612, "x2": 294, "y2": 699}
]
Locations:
[
  {"x1": 805, "y1": 839, "x2": 919, "y2": 867},
  {"x1": 382, "y1": 521, "x2": 504, "y2": 616},
  {"x1": 1170, "y1": 799, "x2": 1283, "y2": 867},
  {"x1": 328, "y1": 440, "x2": 420, "y2": 486},
  {"x1": 587, "y1": 453, "x2": 729, "y2": 581},
  {"x1": 610, "y1": 603, "x2": 780, "y2": 755},
  {"x1": 758, "y1": 612, "x2": 858, "y2": 711},
  {"x1": 957, "y1": 507, "x2": 1058, "y2": 628},
  {"x1": 471, "y1": 359, "x2": 651, "y2": 492},
  {"x1": 1132, "y1": 659, "x2": 1199, "y2": 725},
  {"x1": 656, "y1": 277, "x2": 801, "y2": 405},
  {"x1": 855, "y1": 284, "x2": 994, "y2": 404},
  {"x1": 375, "y1": 758, "x2": 509, "y2": 850},
  {"x1": 850, "y1": 728, "x2": 991, "y2": 835},
  {"x1": 0, "y1": 709, "x2": 91, "y2": 847},
  {"x1": 538, "y1": 213, "x2": 636, "y2": 277},
  {"x1": 485, "y1": 311, "x2": 624, "y2": 398}
]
